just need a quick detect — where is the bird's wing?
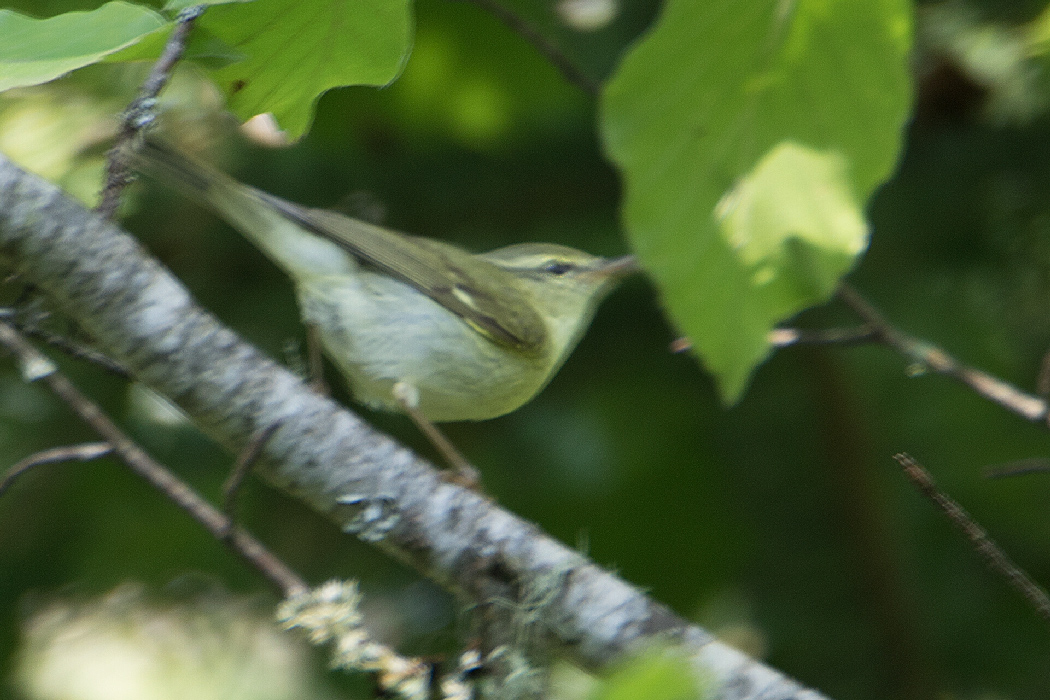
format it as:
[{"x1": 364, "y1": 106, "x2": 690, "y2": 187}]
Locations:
[{"x1": 262, "y1": 197, "x2": 548, "y2": 353}]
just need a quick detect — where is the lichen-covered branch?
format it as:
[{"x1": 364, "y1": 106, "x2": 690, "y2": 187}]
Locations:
[{"x1": 0, "y1": 154, "x2": 830, "y2": 700}]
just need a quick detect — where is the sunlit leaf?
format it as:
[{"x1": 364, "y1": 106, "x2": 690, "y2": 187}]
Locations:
[
  {"x1": 601, "y1": 0, "x2": 912, "y2": 401},
  {"x1": 717, "y1": 142, "x2": 868, "y2": 311}
]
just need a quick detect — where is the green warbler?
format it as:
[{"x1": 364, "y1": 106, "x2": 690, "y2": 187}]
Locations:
[{"x1": 129, "y1": 140, "x2": 637, "y2": 422}]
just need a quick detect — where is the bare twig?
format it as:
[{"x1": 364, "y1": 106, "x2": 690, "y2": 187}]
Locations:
[
  {"x1": 459, "y1": 0, "x2": 599, "y2": 96},
  {"x1": 0, "y1": 442, "x2": 112, "y2": 497},
  {"x1": 838, "y1": 284, "x2": 1048, "y2": 423},
  {"x1": 678, "y1": 324, "x2": 879, "y2": 354},
  {"x1": 1038, "y1": 348, "x2": 1050, "y2": 398},
  {"x1": 96, "y1": 4, "x2": 206, "y2": 218},
  {"x1": 0, "y1": 289, "x2": 131, "y2": 377},
  {"x1": 0, "y1": 321, "x2": 307, "y2": 597},
  {"x1": 21, "y1": 324, "x2": 130, "y2": 377},
  {"x1": 0, "y1": 307, "x2": 130, "y2": 377},
  {"x1": 222, "y1": 421, "x2": 281, "y2": 534},
  {"x1": 669, "y1": 337, "x2": 691, "y2": 353},
  {"x1": 769, "y1": 326, "x2": 880, "y2": 348},
  {"x1": 985, "y1": 459, "x2": 1050, "y2": 479},
  {"x1": 893, "y1": 453, "x2": 1050, "y2": 624}
]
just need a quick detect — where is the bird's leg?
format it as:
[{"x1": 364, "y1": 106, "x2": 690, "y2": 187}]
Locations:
[
  {"x1": 305, "y1": 323, "x2": 330, "y2": 395},
  {"x1": 392, "y1": 382, "x2": 481, "y2": 489}
]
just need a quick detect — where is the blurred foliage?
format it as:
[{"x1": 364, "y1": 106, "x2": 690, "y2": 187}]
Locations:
[
  {"x1": 0, "y1": 2, "x2": 166, "y2": 92},
  {"x1": 2, "y1": 0, "x2": 1050, "y2": 699},
  {"x1": 585, "y1": 649, "x2": 708, "y2": 700},
  {"x1": 14, "y1": 583, "x2": 340, "y2": 700}
]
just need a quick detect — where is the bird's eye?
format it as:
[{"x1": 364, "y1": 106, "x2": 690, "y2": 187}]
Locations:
[{"x1": 542, "y1": 260, "x2": 574, "y2": 275}]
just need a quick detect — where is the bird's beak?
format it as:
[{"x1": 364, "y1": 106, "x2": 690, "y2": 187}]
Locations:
[{"x1": 598, "y1": 255, "x2": 641, "y2": 278}]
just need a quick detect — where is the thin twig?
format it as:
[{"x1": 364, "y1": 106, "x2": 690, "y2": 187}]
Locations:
[
  {"x1": 2, "y1": 315, "x2": 130, "y2": 378},
  {"x1": 1038, "y1": 348, "x2": 1050, "y2": 398},
  {"x1": 838, "y1": 284, "x2": 1048, "y2": 423},
  {"x1": 893, "y1": 453, "x2": 1050, "y2": 624},
  {"x1": 21, "y1": 324, "x2": 130, "y2": 377},
  {"x1": 985, "y1": 459, "x2": 1050, "y2": 480},
  {"x1": 96, "y1": 4, "x2": 206, "y2": 218},
  {"x1": 0, "y1": 443, "x2": 112, "y2": 497},
  {"x1": 0, "y1": 321, "x2": 307, "y2": 597},
  {"x1": 678, "y1": 324, "x2": 880, "y2": 354},
  {"x1": 459, "y1": 0, "x2": 600, "y2": 96},
  {"x1": 769, "y1": 325, "x2": 880, "y2": 348},
  {"x1": 0, "y1": 305, "x2": 129, "y2": 377},
  {"x1": 222, "y1": 421, "x2": 281, "y2": 534},
  {"x1": 669, "y1": 337, "x2": 691, "y2": 353}
]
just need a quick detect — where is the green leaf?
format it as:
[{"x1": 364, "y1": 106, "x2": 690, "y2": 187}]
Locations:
[
  {"x1": 717, "y1": 142, "x2": 868, "y2": 311},
  {"x1": 0, "y1": 1, "x2": 168, "y2": 92},
  {"x1": 200, "y1": 0, "x2": 412, "y2": 138},
  {"x1": 600, "y1": 0, "x2": 912, "y2": 401}
]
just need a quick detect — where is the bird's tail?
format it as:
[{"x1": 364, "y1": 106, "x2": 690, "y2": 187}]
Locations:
[{"x1": 126, "y1": 138, "x2": 354, "y2": 281}]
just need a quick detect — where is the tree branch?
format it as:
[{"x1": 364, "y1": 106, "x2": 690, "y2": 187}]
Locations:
[
  {"x1": 0, "y1": 154, "x2": 830, "y2": 700},
  {"x1": 0, "y1": 321, "x2": 308, "y2": 598},
  {"x1": 837, "y1": 284, "x2": 1048, "y2": 423},
  {"x1": 96, "y1": 4, "x2": 206, "y2": 218},
  {"x1": 0, "y1": 442, "x2": 112, "y2": 497},
  {"x1": 893, "y1": 453, "x2": 1050, "y2": 624}
]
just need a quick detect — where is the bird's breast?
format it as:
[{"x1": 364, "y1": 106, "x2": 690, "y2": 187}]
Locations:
[{"x1": 297, "y1": 273, "x2": 556, "y2": 421}]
